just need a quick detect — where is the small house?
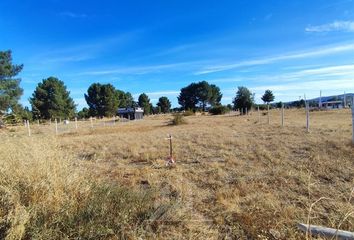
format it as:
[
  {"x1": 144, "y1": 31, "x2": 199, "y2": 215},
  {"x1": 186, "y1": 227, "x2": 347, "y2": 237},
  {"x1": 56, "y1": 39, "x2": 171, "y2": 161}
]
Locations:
[
  {"x1": 117, "y1": 107, "x2": 144, "y2": 120},
  {"x1": 320, "y1": 101, "x2": 343, "y2": 109}
]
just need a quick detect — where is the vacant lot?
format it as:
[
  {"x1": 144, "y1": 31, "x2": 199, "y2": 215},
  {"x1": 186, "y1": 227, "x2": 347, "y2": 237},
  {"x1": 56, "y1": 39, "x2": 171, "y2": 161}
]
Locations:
[{"x1": 1, "y1": 109, "x2": 353, "y2": 239}]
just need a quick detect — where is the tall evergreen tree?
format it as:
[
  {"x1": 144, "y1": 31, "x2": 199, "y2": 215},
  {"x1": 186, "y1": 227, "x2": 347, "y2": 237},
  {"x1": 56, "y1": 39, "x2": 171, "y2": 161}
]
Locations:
[
  {"x1": 232, "y1": 86, "x2": 254, "y2": 115},
  {"x1": 178, "y1": 82, "x2": 199, "y2": 111},
  {"x1": 77, "y1": 107, "x2": 90, "y2": 119},
  {"x1": 178, "y1": 81, "x2": 222, "y2": 111},
  {"x1": 138, "y1": 93, "x2": 151, "y2": 115},
  {"x1": 261, "y1": 90, "x2": 275, "y2": 104},
  {"x1": 157, "y1": 96, "x2": 171, "y2": 113},
  {"x1": 30, "y1": 77, "x2": 76, "y2": 119},
  {"x1": 196, "y1": 81, "x2": 211, "y2": 111},
  {"x1": 117, "y1": 90, "x2": 134, "y2": 108},
  {"x1": 209, "y1": 84, "x2": 222, "y2": 107},
  {"x1": 85, "y1": 83, "x2": 119, "y2": 117},
  {"x1": 0, "y1": 50, "x2": 23, "y2": 114}
]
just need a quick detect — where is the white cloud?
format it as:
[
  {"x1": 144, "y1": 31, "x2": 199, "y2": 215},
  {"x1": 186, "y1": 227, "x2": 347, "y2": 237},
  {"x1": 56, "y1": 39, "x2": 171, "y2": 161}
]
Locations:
[
  {"x1": 25, "y1": 31, "x2": 142, "y2": 68},
  {"x1": 194, "y1": 43, "x2": 354, "y2": 75},
  {"x1": 132, "y1": 91, "x2": 179, "y2": 98},
  {"x1": 208, "y1": 77, "x2": 244, "y2": 83},
  {"x1": 153, "y1": 44, "x2": 196, "y2": 57},
  {"x1": 219, "y1": 63, "x2": 354, "y2": 103},
  {"x1": 214, "y1": 64, "x2": 354, "y2": 85},
  {"x1": 306, "y1": 21, "x2": 354, "y2": 32},
  {"x1": 79, "y1": 62, "x2": 200, "y2": 76},
  {"x1": 256, "y1": 64, "x2": 354, "y2": 83},
  {"x1": 296, "y1": 64, "x2": 354, "y2": 77},
  {"x1": 45, "y1": 55, "x2": 93, "y2": 63}
]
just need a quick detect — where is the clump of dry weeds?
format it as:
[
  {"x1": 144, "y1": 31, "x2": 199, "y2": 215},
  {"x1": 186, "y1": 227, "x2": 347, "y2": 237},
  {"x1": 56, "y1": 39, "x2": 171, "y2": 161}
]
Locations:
[{"x1": 0, "y1": 135, "x2": 157, "y2": 239}]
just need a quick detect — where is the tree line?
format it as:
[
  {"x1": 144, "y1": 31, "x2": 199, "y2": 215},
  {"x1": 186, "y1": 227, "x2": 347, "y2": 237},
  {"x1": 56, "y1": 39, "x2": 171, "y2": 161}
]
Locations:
[{"x1": 1, "y1": 50, "x2": 277, "y2": 124}]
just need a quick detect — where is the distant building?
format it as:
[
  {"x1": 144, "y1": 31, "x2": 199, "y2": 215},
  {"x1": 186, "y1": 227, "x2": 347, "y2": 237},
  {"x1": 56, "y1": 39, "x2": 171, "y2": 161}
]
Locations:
[
  {"x1": 320, "y1": 101, "x2": 343, "y2": 109},
  {"x1": 117, "y1": 107, "x2": 144, "y2": 120}
]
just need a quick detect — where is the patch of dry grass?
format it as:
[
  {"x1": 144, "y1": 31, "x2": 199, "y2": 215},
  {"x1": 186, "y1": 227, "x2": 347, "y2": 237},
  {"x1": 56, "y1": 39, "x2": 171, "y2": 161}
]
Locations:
[{"x1": 1, "y1": 108, "x2": 353, "y2": 239}]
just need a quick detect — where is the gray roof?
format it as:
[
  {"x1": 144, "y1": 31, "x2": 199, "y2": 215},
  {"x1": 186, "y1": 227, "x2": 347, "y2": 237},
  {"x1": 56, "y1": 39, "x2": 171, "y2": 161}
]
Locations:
[{"x1": 117, "y1": 107, "x2": 144, "y2": 114}]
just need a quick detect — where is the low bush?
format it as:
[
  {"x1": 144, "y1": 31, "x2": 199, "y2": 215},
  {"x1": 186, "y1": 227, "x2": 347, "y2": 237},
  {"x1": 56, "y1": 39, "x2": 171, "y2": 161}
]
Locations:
[
  {"x1": 208, "y1": 105, "x2": 230, "y2": 115},
  {"x1": 3, "y1": 113, "x2": 21, "y2": 124},
  {"x1": 255, "y1": 104, "x2": 268, "y2": 111},
  {"x1": 170, "y1": 114, "x2": 187, "y2": 125}
]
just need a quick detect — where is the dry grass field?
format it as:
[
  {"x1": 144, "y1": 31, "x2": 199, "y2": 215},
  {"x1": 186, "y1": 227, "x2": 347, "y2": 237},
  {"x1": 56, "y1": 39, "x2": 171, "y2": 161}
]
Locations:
[{"x1": 1, "y1": 109, "x2": 353, "y2": 239}]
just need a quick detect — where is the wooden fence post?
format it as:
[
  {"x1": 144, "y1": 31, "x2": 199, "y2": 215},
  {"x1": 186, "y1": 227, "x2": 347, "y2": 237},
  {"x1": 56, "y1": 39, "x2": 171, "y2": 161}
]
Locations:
[
  {"x1": 281, "y1": 104, "x2": 284, "y2": 127},
  {"x1": 37, "y1": 119, "x2": 40, "y2": 127},
  {"x1": 351, "y1": 98, "x2": 354, "y2": 144},
  {"x1": 90, "y1": 117, "x2": 93, "y2": 128},
  {"x1": 27, "y1": 120, "x2": 31, "y2": 137},
  {"x1": 344, "y1": 91, "x2": 346, "y2": 108},
  {"x1": 55, "y1": 119, "x2": 58, "y2": 135},
  {"x1": 306, "y1": 102, "x2": 309, "y2": 132},
  {"x1": 165, "y1": 134, "x2": 175, "y2": 165},
  {"x1": 75, "y1": 117, "x2": 78, "y2": 130},
  {"x1": 267, "y1": 104, "x2": 270, "y2": 124}
]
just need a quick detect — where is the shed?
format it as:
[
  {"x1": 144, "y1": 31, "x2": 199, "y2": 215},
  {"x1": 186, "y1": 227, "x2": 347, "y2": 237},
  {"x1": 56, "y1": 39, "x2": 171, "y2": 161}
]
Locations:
[
  {"x1": 320, "y1": 101, "x2": 343, "y2": 109},
  {"x1": 117, "y1": 107, "x2": 144, "y2": 120}
]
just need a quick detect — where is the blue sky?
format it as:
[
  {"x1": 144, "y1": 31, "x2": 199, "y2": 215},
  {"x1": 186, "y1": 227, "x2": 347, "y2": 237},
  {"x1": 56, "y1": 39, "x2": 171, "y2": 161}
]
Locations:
[{"x1": 1, "y1": 0, "x2": 354, "y2": 109}]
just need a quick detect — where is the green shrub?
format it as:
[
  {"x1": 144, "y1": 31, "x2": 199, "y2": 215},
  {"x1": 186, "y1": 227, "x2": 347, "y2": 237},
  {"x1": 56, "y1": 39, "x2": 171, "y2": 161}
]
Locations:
[
  {"x1": 255, "y1": 104, "x2": 268, "y2": 111},
  {"x1": 3, "y1": 113, "x2": 21, "y2": 124},
  {"x1": 170, "y1": 114, "x2": 187, "y2": 125},
  {"x1": 208, "y1": 106, "x2": 230, "y2": 115}
]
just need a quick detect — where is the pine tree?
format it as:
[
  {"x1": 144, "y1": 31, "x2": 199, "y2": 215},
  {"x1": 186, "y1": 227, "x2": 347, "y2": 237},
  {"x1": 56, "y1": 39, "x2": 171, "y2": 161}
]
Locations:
[
  {"x1": 261, "y1": 90, "x2": 275, "y2": 104},
  {"x1": 30, "y1": 77, "x2": 76, "y2": 119},
  {"x1": 138, "y1": 93, "x2": 151, "y2": 115},
  {"x1": 0, "y1": 50, "x2": 23, "y2": 113}
]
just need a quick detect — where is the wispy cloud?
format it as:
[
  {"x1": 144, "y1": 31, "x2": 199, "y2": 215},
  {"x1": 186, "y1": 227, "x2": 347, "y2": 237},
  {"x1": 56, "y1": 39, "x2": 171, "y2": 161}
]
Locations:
[
  {"x1": 79, "y1": 61, "x2": 202, "y2": 76},
  {"x1": 256, "y1": 64, "x2": 354, "y2": 83},
  {"x1": 217, "y1": 63, "x2": 354, "y2": 103},
  {"x1": 295, "y1": 64, "x2": 354, "y2": 77},
  {"x1": 59, "y1": 11, "x2": 88, "y2": 19},
  {"x1": 45, "y1": 55, "x2": 93, "y2": 63},
  {"x1": 207, "y1": 77, "x2": 244, "y2": 83},
  {"x1": 215, "y1": 64, "x2": 354, "y2": 84},
  {"x1": 153, "y1": 44, "x2": 196, "y2": 57},
  {"x1": 251, "y1": 79, "x2": 354, "y2": 92},
  {"x1": 220, "y1": 78, "x2": 353, "y2": 104},
  {"x1": 133, "y1": 91, "x2": 179, "y2": 98},
  {"x1": 26, "y1": 31, "x2": 142, "y2": 67},
  {"x1": 306, "y1": 21, "x2": 354, "y2": 32},
  {"x1": 320, "y1": 0, "x2": 354, "y2": 10},
  {"x1": 195, "y1": 43, "x2": 354, "y2": 75}
]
